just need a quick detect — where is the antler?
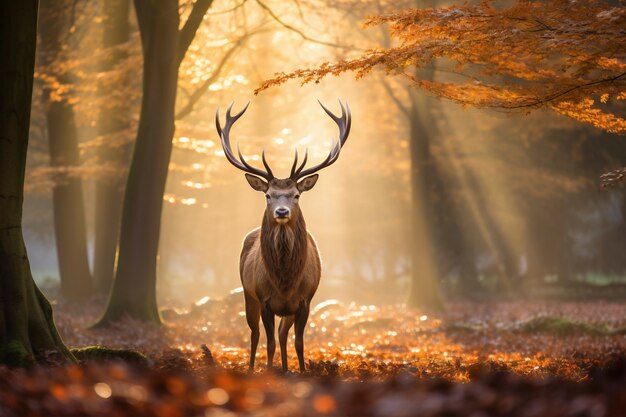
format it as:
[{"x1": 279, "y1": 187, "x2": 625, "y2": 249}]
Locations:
[
  {"x1": 290, "y1": 99, "x2": 351, "y2": 181},
  {"x1": 216, "y1": 101, "x2": 274, "y2": 181}
]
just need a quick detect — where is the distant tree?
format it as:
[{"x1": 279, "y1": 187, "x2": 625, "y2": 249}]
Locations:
[
  {"x1": 371, "y1": 1, "x2": 447, "y2": 311},
  {"x1": 0, "y1": 0, "x2": 74, "y2": 365},
  {"x1": 96, "y1": 0, "x2": 217, "y2": 325},
  {"x1": 93, "y1": 0, "x2": 132, "y2": 295},
  {"x1": 257, "y1": 0, "x2": 626, "y2": 171},
  {"x1": 38, "y1": 0, "x2": 93, "y2": 301}
]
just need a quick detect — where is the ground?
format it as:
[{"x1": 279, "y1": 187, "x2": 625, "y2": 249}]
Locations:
[{"x1": 1, "y1": 289, "x2": 626, "y2": 416}]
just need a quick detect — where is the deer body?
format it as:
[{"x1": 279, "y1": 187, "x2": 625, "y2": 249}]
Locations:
[
  {"x1": 240, "y1": 218, "x2": 321, "y2": 372},
  {"x1": 240, "y1": 224, "x2": 320, "y2": 318},
  {"x1": 216, "y1": 100, "x2": 351, "y2": 373}
]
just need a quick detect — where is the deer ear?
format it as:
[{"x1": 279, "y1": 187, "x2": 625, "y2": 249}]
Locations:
[
  {"x1": 245, "y1": 174, "x2": 268, "y2": 192},
  {"x1": 297, "y1": 174, "x2": 319, "y2": 192}
]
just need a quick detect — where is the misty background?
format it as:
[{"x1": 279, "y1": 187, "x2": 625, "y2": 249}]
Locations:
[{"x1": 24, "y1": 0, "x2": 626, "y2": 309}]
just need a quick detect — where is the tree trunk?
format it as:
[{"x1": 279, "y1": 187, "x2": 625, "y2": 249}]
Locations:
[
  {"x1": 0, "y1": 0, "x2": 74, "y2": 365},
  {"x1": 406, "y1": 94, "x2": 444, "y2": 312},
  {"x1": 93, "y1": 0, "x2": 131, "y2": 295},
  {"x1": 96, "y1": 0, "x2": 180, "y2": 325},
  {"x1": 45, "y1": 99, "x2": 94, "y2": 301},
  {"x1": 39, "y1": 0, "x2": 93, "y2": 301}
]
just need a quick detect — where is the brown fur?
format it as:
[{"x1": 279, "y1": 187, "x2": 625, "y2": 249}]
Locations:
[
  {"x1": 239, "y1": 179, "x2": 322, "y2": 372},
  {"x1": 260, "y1": 205, "x2": 308, "y2": 293}
]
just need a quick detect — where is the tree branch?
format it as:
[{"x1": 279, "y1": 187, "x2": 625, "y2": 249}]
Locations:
[
  {"x1": 504, "y1": 71, "x2": 626, "y2": 110},
  {"x1": 178, "y1": 0, "x2": 215, "y2": 66},
  {"x1": 380, "y1": 77, "x2": 409, "y2": 117},
  {"x1": 206, "y1": 0, "x2": 248, "y2": 16},
  {"x1": 439, "y1": 71, "x2": 626, "y2": 111},
  {"x1": 254, "y1": 0, "x2": 350, "y2": 49},
  {"x1": 175, "y1": 35, "x2": 251, "y2": 120}
]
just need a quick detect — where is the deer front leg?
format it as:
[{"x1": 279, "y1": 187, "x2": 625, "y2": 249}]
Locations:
[
  {"x1": 294, "y1": 302, "x2": 310, "y2": 373},
  {"x1": 279, "y1": 316, "x2": 295, "y2": 373},
  {"x1": 261, "y1": 301, "x2": 276, "y2": 370},
  {"x1": 244, "y1": 292, "x2": 260, "y2": 371}
]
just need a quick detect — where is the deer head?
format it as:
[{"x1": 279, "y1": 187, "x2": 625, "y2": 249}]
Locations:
[{"x1": 216, "y1": 100, "x2": 351, "y2": 225}]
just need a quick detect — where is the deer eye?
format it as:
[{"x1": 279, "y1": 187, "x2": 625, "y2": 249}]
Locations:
[
  {"x1": 294, "y1": 195, "x2": 300, "y2": 199},
  {"x1": 265, "y1": 194, "x2": 270, "y2": 200}
]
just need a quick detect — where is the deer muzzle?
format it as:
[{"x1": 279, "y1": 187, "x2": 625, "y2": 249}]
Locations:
[{"x1": 274, "y1": 206, "x2": 290, "y2": 224}]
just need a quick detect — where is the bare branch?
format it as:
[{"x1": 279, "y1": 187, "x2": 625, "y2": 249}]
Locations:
[
  {"x1": 379, "y1": 76, "x2": 409, "y2": 117},
  {"x1": 176, "y1": 34, "x2": 252, "y2": 120},
  {"x1": 206, "y1": 0, "x2": 248, "y2": 16},
  {"x1": 178, "y1": 0, "x2": 215, "y2": 66},
  {"x1": 254, "y1": 0, "x2": 349, "y2": 49}
]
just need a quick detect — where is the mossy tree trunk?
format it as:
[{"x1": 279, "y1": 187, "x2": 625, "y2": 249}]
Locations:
[
  {"x1": 93, "y1": 0, "x2": 132, "y2": 295},
  {"x1": 39, "y1": 0, "x2": 93, "y2": 301},
  {"x1": 0, "y1": 0, "x2": 74, "y2": 366},
  {"x1": 96, "y1": 0, "x2": 214, "y2": 326}
]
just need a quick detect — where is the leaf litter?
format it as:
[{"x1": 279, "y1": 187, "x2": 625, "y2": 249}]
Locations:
[{"x1": 2, "y1": 290, "x2": 626, "y2": 416}]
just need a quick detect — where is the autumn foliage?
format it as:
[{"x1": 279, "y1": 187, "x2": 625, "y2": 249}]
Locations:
[{"x1": 257, "y1": 0, "x2": 626, "y2": 135}]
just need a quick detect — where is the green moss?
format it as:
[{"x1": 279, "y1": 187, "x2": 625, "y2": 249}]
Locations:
[
  {"x1": 445, "y1": 323, "x2": 487, "y2": 332},
  {"x1": 0, "y1": 340, "x2": 32, "y2": 367},
  {"x1": 515, "y1": 316, "x2": 626, "y2": 335},
  {"x1": 70, "y1": 346, "x2": 149, "y2": 365}
]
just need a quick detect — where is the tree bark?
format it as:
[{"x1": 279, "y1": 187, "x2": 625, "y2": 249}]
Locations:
[
  {"x1": 39, "y1": 0, "x2": 93, "y2": 301},
  {"x1": 0, "y1": 0, "x2": 74, "y2": 365},
  {"x1": 93, "y1": 0, "x2": 131, "y2": 295},
  {"x1": 96, "y1": 0, "x2": 180, "y2": 325}
]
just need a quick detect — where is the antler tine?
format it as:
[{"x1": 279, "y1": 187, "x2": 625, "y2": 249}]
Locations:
[
  {"x1": 261, "y1": 146, "x2": 274, "y2": 179},
  {"x1": 216, "y1": 101, "x2": 274, "y2": 181},
  {"x1": 295, "y1": 148, "x2": 309, "y2": 177},
  {"x1": 318, "y1": 99, "x2": 341, "y2": 122},
  {"x1": 292, "y1": 99, "x2": 351, "y2": 180},
  {"x1": 318, "y1": 99, "x2": 352, "y2": 144},
  {"x1": 236, "y1": 143, "x2": 273, "y2": 180},
  {"x1": 290, "y1": 147, "x2": 299, "y2": 178},
  {"x1": 290, "y1": 147, "x2": 311, "y2": 179},
  {"x1": 216, "y1": 105, "x2": 242, "y2": 168}
]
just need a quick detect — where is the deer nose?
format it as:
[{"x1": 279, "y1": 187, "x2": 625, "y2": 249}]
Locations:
[{"x1": 275, "y1": 207, "x2": 290, "y2": 218}]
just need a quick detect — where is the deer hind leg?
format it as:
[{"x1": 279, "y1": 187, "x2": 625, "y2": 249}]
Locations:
[
  {"x1": 294, "y1": 302, "x2": 310, "y2": 373},
  {"x1": 244, "y1": 291, "x2": 261, "y2": 371},
  {"x1": 260, "y1": 301, "x2": 276, "y2": 370},
  {"x1": 278, "y1": 315, "x2": 295, "y2": 373}
]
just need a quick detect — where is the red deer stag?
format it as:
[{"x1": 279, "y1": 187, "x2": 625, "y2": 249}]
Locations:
[{"x1": 215, "y1": 100, "x2": 351, "y2": 373}]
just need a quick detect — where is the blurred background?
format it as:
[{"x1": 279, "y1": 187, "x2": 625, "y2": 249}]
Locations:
[{"x1": 25, "y1": 0, "x2": 626, "y2": 310}]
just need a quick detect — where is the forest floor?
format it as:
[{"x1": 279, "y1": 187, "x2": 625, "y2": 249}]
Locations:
[{"x1": 2, "y1": 289, "x2": 626, "y2": 416}]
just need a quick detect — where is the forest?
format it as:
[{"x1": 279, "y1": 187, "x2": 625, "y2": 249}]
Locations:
[{"x1": 1, "y1": 0, "x2": 625, "y2": 416}]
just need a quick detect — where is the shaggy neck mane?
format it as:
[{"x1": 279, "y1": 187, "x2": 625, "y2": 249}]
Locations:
[{"x1": 260, "y1": 209, "x2": 308, "y2": 292}]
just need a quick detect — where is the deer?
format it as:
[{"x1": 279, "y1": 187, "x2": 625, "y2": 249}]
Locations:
[{"x1": 215, "y1": 100, "x2": 351, "y2": 373}]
